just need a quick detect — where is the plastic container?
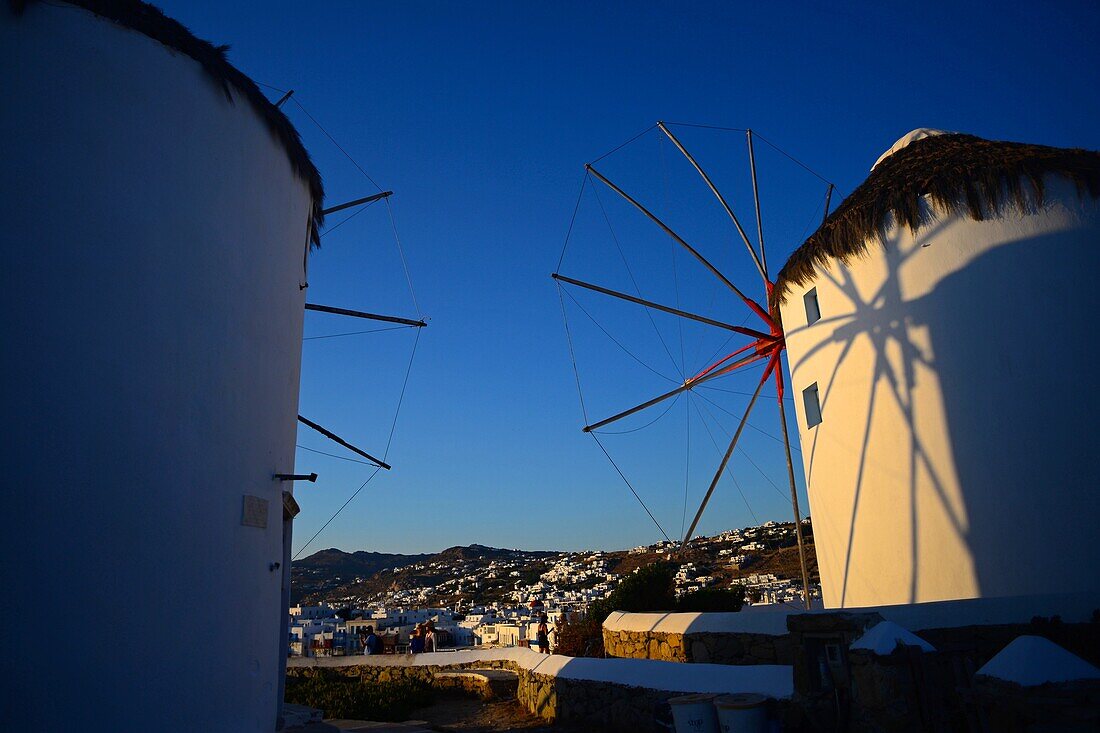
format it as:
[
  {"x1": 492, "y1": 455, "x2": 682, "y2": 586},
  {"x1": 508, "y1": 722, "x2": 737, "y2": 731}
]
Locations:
[
  {"x1": 714, "y1": 693, "x2": 768, "y2": 733},
  {"x1": 668, "y1": 693, "x2": 719, "y2": 733}
]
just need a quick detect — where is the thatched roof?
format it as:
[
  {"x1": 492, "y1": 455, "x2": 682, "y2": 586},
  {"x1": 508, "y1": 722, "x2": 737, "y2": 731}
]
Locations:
[
  {"x1": 771, "y1": 133, "x2": 1100, "y2": 308},
  {"x1": 11, "y1": 0, "x2": 326, "y2": 248}
]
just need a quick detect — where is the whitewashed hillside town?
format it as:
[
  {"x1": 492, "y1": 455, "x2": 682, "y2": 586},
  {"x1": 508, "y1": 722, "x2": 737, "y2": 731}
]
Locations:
[{"x1": 289, "y1": 520, "x2": 821, "y2": 657}]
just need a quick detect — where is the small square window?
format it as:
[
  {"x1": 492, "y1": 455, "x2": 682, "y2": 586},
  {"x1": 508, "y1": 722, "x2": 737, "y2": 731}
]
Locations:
[
  {"x1": 803, "y1": 382, "x2": 822, "y2": 428},
  {"x1": 804, "y1": 288, "x2": 821, "y2": 325}
]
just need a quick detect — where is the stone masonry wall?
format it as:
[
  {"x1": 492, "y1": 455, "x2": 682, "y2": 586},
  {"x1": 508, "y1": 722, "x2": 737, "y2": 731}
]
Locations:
[
  {"x1": 603, "y1": 627, "x2": 792, "y2": 665},
  {"x1": 287, "y1": 660, "x2": 678, "y2": 733}
]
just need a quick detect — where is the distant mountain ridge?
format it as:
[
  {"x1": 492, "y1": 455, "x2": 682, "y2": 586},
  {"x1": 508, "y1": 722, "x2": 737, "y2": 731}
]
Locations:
[{"x1": 291, "y1": 543, "x2": 555, "y2": 605}]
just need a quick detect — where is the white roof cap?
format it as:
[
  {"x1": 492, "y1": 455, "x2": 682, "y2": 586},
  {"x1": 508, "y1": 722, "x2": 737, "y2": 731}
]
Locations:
[
  {"x1": 977, "y1": 635, "x2": 1100, "y2": 687},
  {"x1": 872, "y1": 128, "x2": 952, "y2": 171},
  {"x1": 850, "y1": 620, "x2": 936, "y2": 655}
]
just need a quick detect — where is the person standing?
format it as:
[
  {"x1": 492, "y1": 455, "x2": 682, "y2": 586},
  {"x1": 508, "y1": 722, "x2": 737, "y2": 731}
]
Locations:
[
  {"x1": 424, "y1": 621, "x2": 437, "y2": 653},
  {"x1": 409, "y1": 625, "x2": 425, "y2": 654},
  {"x1": 364, "y1": 626, "x2": 380, "y2": 655},
  {"x1": 536, "y1": 614, "x2": 551, "y2": 655}
]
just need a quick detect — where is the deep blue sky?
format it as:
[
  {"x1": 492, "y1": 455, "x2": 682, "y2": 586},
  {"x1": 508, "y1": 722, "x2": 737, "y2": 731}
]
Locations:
[{"x1": 162, "y1": 1, "x2": 1100, "y2": 556}]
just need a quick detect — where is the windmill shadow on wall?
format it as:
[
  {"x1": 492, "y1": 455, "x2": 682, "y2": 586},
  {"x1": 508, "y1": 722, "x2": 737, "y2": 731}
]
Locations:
[{"x1": 786, "y1": 204, "x2": 1100, "y2": 607}]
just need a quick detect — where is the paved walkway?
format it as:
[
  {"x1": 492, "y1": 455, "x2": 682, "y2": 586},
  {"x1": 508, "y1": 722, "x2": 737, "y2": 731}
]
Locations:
[{"x1": 325, "y1": 721, "x2": 435, "y2": 732}]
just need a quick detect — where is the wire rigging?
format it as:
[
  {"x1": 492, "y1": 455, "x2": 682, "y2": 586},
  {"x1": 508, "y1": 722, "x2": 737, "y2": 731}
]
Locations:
[
  {"x1": 296, "y1": 444, "x2": 379, "y2": 465},
  {"x1": 690, "y1": 394, "x2": 758, "y2": 525},
  {"x1": 304, "y1": 325, "x2": 415, "y2": 341},
  {"x1": 293, "y1": 469, "x2": 382, "y2": 560},
  {"x1": 557, "y1": 173, "x2": 589, "y2": 272},
  {"x1": 290, "y1": 97, "x2": 385, "y2": 193},
  {"x1": 382, "y1": 328, "x2": 422, "y2": 462},
  {"x1": 590, "y1": 433, "x2": 673, "y2": 544},
  {"x1": 292, "y1": 328, "x2": 421, "y2": 559},
  {"x1": 384, "y1": 196, "x2": 423, "y2": 319},
  {"x1": 557, "y1": 283, "x2": 591, "y2": 425},
  {"x1": 750, "y1": 131, "x2": 835, "y2": 186},
  {"x1": 258, "y1": 84, "x2": 427, "y2": 557},
  {"x1": 320, "y1": 198, "x2": 380, "y2": 239},
  {"x1": 559, "y1": 285, "x2": 679, "y2": 384},
  {"x1": 694, "y1": 396, "x2": 798, "y2": 509},
  {"x1": 589, "y1": 124, "x2": 658, "y2": 165},
  {"x1": 694, "y1": 390, "x2": 802, "y2": 453},
  {"x1": 591, "y1": 391, "x2": 683, "y2": 435},
  {"x1": 682, "y1": 389, "x2": 691, "y2": 539},
  {"x1": 658, "y1": 132, "x2": 688, "y2": 379},
  {"x1": 591, "y1": 181, "x2": 684, "y2": 381},
  {"x1": 558, "y1": 281, "x2": 674, "y2": 543}
]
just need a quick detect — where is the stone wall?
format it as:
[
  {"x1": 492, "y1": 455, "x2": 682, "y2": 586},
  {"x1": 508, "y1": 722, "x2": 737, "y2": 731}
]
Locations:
[
  {"x1": 287, "y1": 659, "x2": 679, "y2": 733},
  {"x1": 603, "y1": 627, "x2": 792, "y2": 665}
]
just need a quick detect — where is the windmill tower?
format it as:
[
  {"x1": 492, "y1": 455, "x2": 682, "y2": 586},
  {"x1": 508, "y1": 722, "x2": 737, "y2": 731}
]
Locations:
[
  {"x1": 2, "y1": 2, "x2": 321, "y2": 730},
  {"x1": 772, "y1": 130, "x2": 1100, "y2": 608}
]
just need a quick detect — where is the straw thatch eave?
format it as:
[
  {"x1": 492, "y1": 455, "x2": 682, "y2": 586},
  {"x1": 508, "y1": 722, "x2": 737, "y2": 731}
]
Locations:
[
  {"x1": 770, "y1": 134, "x2": 1100, "y2": 309},
  {"x1": 11, "y1": 0, "x2": 326, "y2": 248}
]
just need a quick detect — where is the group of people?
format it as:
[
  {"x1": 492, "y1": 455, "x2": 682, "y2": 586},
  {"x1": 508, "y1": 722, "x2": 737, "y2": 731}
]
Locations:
[
  {"x1": 407, "y1": 621, "x2": 437, "y2": 654},
  {"x1": 358, "y1": 625, "x2": 381, "y2": 655},
  {"x1": 358, "y1": 621, "x2": 437, "y2": 655},
  {"x1": 358, "y1": 616, "x2": 551, "y2": 655}
]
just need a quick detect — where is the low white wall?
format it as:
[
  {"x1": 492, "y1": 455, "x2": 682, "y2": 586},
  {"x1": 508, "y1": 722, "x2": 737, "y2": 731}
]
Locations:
[
  {"x1": 291, "y1": 647, "x2": 793, "y2": 698},
  {"x1": 603, "y1": 590, "x2": 1100, "y2": 637}
]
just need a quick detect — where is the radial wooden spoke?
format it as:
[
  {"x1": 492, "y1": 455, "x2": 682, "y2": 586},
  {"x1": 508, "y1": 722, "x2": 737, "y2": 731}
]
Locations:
[
  {"x1": 586, "y1": 163, "x2": 773, "y2": 326},
  {"x1": 774, "y1": 365, "x2": 813, "y2": 609},
  {"x1": 657, "y1": 122, "x2": 768, "y2": 285},
  {"x1": 297, "y1": 415, "x2": 391, "y2": 470},
  {"x1": 681, "y1": 351, "x2": 778, "y2": 546},
  {"x1": 321, "y1": 190, "x2": 393, "y2": 216},
  {"x1": 746, "y1": 130, "x2": 768, "y2": 278},
  {"x1": 822, "y1": 183, "x2": 835, "y2": 226},
  {"x1": 305, "y1": 303, "x2": 427, "y2": 328},
  {"x1": 552, "y1": 273, "x2": 773, "y2": 340},
  {"x1": 583, "y1": 351, "x2": 768, "y2": 433}
]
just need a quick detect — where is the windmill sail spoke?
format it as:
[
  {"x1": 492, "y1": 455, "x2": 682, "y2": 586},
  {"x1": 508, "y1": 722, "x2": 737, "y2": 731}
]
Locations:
[
  {"x1": 585, "y1": 163, "x2": 773, "y2": 326},
  {"x1": 305, "y1": 303, "x2": 427, "y2": 328},
  {"x1": 320, "y1": 190, "x2": 393, "y2": 216},
  {"x1": 552, "y1": 273, "x2": 773, "y2": 340},
  {"x1": 297, "y1": 415, "x2": 391, "y2": 470},
  {"x1": 657, "y1": 121, "x2": 768, "y2": 285},
  {"x1": 584, "y1": 350, "x2": 768, "y2": 433},
  {"x1": 746, "y1": 130, "x2": 768, "y2": 278},
  {"x1": 681, "y1": 351, "x2": 779, "y2": 546}
]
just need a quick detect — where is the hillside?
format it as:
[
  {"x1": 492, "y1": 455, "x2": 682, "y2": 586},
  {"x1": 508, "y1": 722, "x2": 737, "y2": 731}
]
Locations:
[
  {"x1": 291, "y1": 548, "x2": 432, "y2": 604},
  {"x1": 293, "y1": 521, "x2": 818, "y2": 608}
]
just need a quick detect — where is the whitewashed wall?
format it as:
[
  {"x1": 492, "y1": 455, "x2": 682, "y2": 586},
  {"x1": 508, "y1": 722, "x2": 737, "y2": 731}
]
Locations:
[
  {"x1": 1, "y1": 4, "x2": 311, "y2": 731},
  {"x1": 780, "y1": 177, "x2": 1100, "y2": 609}
]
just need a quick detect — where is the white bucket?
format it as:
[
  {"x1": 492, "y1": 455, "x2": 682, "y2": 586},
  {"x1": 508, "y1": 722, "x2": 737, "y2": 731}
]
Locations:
[
  {"x1": 668, "y1": 693, "x2": 719, "y2": 733},
  {"x1": 714, "y1": 693, "x2": 768, "y2": 733}
]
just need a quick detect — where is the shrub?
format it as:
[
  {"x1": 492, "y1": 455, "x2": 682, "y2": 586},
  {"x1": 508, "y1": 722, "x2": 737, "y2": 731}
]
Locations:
[
  {"x1": 612, "y1": 562, "x2": 677, "y2": 612},
  {"x1": 677, "y1": 586, "x2": 745, "y2": 612},
  {"x1": 284, "y1": 675, "x2": 433, "y2": 721},
  {"x1": 554, "y1": 608, "x2": 606, "y2": 658}
]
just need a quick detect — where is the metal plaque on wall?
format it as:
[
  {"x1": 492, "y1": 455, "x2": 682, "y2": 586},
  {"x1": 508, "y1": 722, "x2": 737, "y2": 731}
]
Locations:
[{"x1": 241, "y1": 495, "x2": 269, "y2": 528}]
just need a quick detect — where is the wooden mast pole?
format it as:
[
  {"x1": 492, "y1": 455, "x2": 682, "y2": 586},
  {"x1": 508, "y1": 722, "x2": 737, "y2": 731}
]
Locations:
[
  {"x1": 552, "y1": 273, "x2": 773, "y2": 340},
  {"x1": 657, "y1": 121, "x2": 768, "y2": 284},
  {"x1": 681, "y1": 353, "x2": 777, "y2": 546}
]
